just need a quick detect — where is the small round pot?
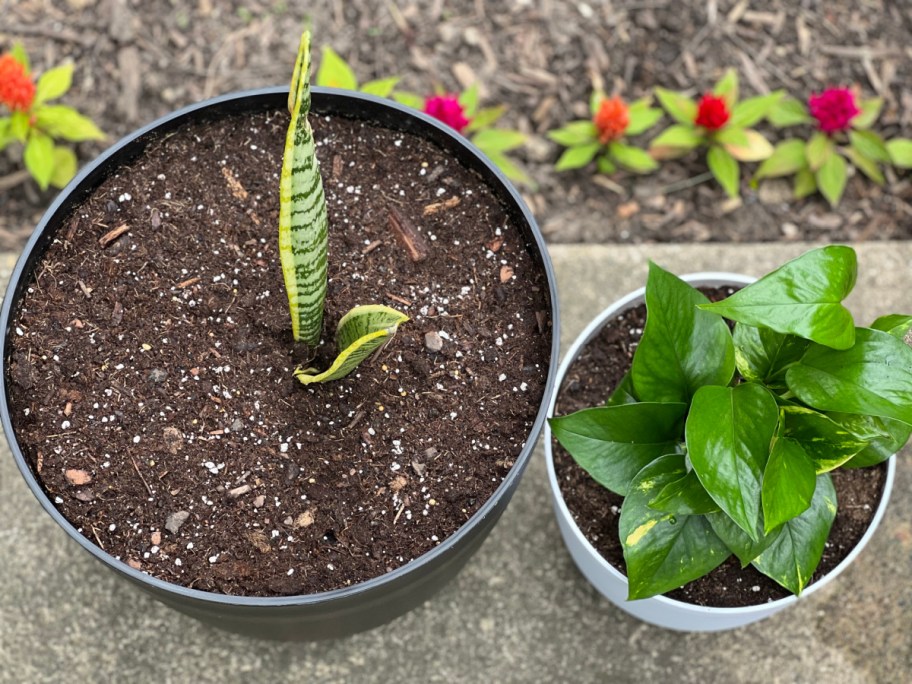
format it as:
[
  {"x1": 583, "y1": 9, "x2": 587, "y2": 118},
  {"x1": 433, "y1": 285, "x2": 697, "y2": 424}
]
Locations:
[
  {"x1": 1, "y1": 87, "x2": 560, "y2": 640},
  {"x1": 544, "y1": 273, "x2": 896, "y2": 632}
]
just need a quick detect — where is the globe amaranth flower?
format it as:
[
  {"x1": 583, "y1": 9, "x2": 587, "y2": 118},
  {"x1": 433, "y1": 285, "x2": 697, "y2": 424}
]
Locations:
[
  {"x1": 593, "y1": 96, "x2": 630, "y2": 144},
  {"x1": 423, "y1": 95, "x2": 470, "y2": 133},
  {"x1": 0, "y1": 54, "x2": 36, "y2": 112},
  {"x1": 694, "y1": 94, "x2": 730, "y2": 131},
  {"x1": 808, "y1": 88, "x2": 860, "y2": 135}
]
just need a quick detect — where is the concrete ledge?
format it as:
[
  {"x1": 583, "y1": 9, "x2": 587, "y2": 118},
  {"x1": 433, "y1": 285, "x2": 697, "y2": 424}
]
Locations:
[{"x1": 1, "y1": 243, "x2": 909, "y2": 683}]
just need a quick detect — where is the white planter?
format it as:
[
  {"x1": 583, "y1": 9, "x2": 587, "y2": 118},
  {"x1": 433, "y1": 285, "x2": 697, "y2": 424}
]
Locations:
[{"x1": 544, "y1": 273, "x2": 897, "y2": 632}]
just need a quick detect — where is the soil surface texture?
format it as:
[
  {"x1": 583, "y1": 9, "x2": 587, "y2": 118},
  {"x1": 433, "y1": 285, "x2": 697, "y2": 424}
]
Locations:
[
  {"x1": 6, "y1": 106, "x2": 552, "y2": 596},
  {"x1": 2, "y1": 1, "x2": 912, "y2": 248},
  {"x1": 552, "y1": 290, "x2": 886, "y2": 608}
]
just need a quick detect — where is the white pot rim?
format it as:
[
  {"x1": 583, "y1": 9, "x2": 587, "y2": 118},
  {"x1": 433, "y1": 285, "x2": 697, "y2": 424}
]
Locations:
[{"x1": 544, "y1": 272, "x2": 897, "y2": 619}]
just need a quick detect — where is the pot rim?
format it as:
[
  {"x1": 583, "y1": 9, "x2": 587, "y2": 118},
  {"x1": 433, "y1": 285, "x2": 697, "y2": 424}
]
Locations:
[
  {"x1": 1, "y1": 87, "x2": 561, "y2": 608},
  {"x1": 544, "y1": 272, "x2": 897, "y2": 615}
]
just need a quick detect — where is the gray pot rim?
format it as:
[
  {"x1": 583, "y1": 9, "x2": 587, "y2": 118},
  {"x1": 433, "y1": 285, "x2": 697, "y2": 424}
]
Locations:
[{"x1": 543, "y1": 272, "x2": 896, "y2": 625}]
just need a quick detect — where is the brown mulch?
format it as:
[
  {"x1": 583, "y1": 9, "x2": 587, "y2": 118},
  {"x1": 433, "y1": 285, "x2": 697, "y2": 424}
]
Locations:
[{"x1": 1, "y1": 0, "x2": 912, "y2": 248}]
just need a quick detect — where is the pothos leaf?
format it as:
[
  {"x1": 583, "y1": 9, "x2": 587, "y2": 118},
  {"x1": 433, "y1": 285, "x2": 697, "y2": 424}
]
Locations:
[
  {"x1": 295, "y1": 305, "x2": 408, "y2": 385},
  {"x1": 280, "y1": 31, "x2": 329, "y2": 346}
]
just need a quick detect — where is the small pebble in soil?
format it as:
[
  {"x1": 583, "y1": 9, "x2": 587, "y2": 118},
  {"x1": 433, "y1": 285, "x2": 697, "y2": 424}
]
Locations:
[
  {"x1": 424, "y1": 331, "x2": 443, "y2": 352},
  {"x1": 164, "y1": 510, "x2": 190, "y2": 534}
]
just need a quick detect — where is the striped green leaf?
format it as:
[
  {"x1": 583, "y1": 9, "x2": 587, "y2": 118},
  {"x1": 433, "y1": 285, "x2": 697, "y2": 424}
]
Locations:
[
  {"x1": 295, "y1": 305, "x2": 408, "y2": 385},
  {"x1": 280, "y1": 31, "x2": 329, "y2": 346}
]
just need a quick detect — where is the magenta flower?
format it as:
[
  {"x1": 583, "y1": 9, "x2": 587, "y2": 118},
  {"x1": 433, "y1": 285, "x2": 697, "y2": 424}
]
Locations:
[
  {"x1": 808, "y1": 88, "x2": 860, "y2": 135},
  {"x1": 423, "y1": 94, "x2": 470, "y2": 133}
]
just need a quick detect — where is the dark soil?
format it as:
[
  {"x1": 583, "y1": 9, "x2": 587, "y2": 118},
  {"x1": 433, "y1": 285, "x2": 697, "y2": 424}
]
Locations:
[
  {"x1": 3, "y1": 2, "x2": 912, "y2": 247},
  {"x1": 6, "y1": 106, "x2": 552, "y2": 596},
  {"x1": 552, "y1": 290, "x2": 887, "y2": 608}
]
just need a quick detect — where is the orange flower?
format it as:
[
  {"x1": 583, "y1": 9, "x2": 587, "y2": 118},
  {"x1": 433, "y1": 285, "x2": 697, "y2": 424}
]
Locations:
[
  {"x1": 593, "y1": 96, "x2": 630, "y2": 144},
  {"x1": 0, "y1": 54, "x2": 35, "y2": 112}
]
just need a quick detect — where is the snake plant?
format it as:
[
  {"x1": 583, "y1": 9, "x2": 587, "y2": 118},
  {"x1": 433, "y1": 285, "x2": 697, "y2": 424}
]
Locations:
[{"x1": 280, "y1": 31, "x2": 407, "y2": 384}]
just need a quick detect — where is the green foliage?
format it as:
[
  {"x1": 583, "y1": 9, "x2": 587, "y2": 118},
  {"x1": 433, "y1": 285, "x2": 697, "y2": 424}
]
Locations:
[
  {"x1": 548, "y1": 93, "x2": 661, "y2": 176},
  {"x1": 280, "y1": 32, "x2": 406, "y2": 383},
  {"x1": 0, "y1": 44, "x2": 104, "y2": 190},
  {"x1": 650, "y1": 70, "x2": 777, "y2": 197},
  {"x1": 550, "y1": 246, "x2": 911, "y2": 600}
]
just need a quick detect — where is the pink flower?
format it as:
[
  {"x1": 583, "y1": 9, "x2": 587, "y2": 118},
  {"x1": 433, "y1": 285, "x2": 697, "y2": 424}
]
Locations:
[
  {"x1": 694, "y1": 94, "x2": 730, "y2": 131},
  {"x1": 423, "y1": 95, "x2": 470, "y2": 133},
  {"x1": 808, "y1": 88, "x2": 860, "y2": 135}
]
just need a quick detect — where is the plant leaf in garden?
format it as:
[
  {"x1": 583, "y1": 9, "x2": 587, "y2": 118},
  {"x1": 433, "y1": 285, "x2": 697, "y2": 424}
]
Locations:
[
  {"x1": 610, "y1": 141, "x2": 658, "y2": 173},
  {"x1": 707, "y1": 510, "x2": 776, "y2": 567},
  {"x1": 831, "y1": 412, "x2": 911, "y2": 469},
  {"x1": 786, "y1": 327, "x2": 912, "y2": 425},
  {"x1": 753, "y1": 139, "x2": 807, "y2": 180},
  {"x1": 869, "y1": 314, "x2": 912, "y2": 339},
  {"x1": 686, "y1": 383, "x2": 779, "y2": 542},
  {"x1": 793, "y1": 167, "x2": 817, "y2": 199},
  {"x1": 887, "y1": 138, "x2": 912, "y2": 169},
  {"x1": 360, "y1": 77, "x2": 400, "y2": 98},
  {"x1": 555, "y1": 142, "x2": 601, "y2": 171},
  {"x1": 762, "y1": 427, "x2": 818, "y2": 533},
  {"x1": 649, "y1": 469, "x2": 720, "y2": 516},
  {"x1": 700, "y1": 245, "x2": 857, "y2": 350},
  {"x1": 49, "y1": 146, "x2": 77, "y2": 188},
  {"x1": 620, "y1": 455, "x2": 731, "y2": 599},
  {"x1": 650, "y1": 124, "x2": 703, "y2": 151},
  {"x1": 816, "y1": 151, "x2": 848, "y2": 207},
  {"x1": 654, "y1": 87, "x2": 697, "y2": 124},
  {"x1": 280, "y1": 31, "x2": 329, "y2": 347},
  {"x1": 34, "y1": 62, "x2": 73, "y2": 105},
  {"x1": 779, "y1": 406, "x2": 869, "y2": 473},
  {"x1": 625, "y1": 98, "x2": 663, "y2": 136},
  {"x1": 712, "y1": 68, "x2": 739, "y2": 108},
  {"x1": 631, "y1": 262, "x2": 734, "y2": 404},
  {"x1": 547, "y1": 121, "x2": 597, "y2": 147},
  {"x1": 752, "y1": 474, "x2": 837, "y2": 595},
  {"x1": 294, "y1": 305, "x2": 408, "y2": 385},
  {"x1": 732, "y1": 324, "x2": 809, "y2": 387},
  {"x1": 316, "y1": 45, "x2": 358, "y2": 90},
  {"x1": 606, "y1": 372, "x2": 638, "y2": 406},
  {"x1": 23, "y1": 130, "x2": 53, "y2": 190},
  {"x1": 851, "y1": 97, "x2": 883, "y2": 129},
  {"x1": 707, "y1": 145, "x2": 740, "y2": 197},
  {"x1": 849, "y1": 129, "x2": 891, "y2": 163},
  {"x1": 721, "y1": 129, "x2": 774, "y2": 162},
  {"x1": 805, "y1": 132, "x2": 833, "y2": 171},
  {"x1": 34, "y1": 106, "x2": 105, "y2": 142},
  {"x1": 549, "y1": 401, "x2": 687, "y2": 496},
  {"x1": 768, "y1": 97, "x2": 812, "y2": 127},
  {"x1": 728, "y1": 92, "x2": 784, "y2": 129},
  {"x1": 844, "y1": 146, "x2": 885, "y2": 185}
]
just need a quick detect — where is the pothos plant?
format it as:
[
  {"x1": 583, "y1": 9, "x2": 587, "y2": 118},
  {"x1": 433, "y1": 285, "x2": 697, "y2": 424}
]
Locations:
[
  {"x1": 550, "y1": 245, "x2": 912, "y2": 600},
  {"x1": 0, "y1": 43, "x2": 104, "y2": 190},
  {"x1": 548, "y1": 92, "x2": 662, "y2": 174},
  {"x1": 756, "y1": 88, "x2": 912, "y2": 206},
  {"x1": 281, "y1": 31, "x2": 407, "y2": 384},
  {"x1": 650, "y1": 69, "x2": 781, "y2": 198}
]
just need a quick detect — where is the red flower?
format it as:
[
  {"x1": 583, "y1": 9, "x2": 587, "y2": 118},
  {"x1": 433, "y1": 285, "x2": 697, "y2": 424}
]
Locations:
[
  {"x1": 0, "y1": 53, "x2": 35, "y2": 112},
  {"x1": 423, "y1": 94, "x2": 470, "y2": 133},
  {"x1": 593, "y1": 96, "x2": 630, "y2": 144},
  {"x1": 694, "y1": 94, "x2": 730, "y2": 131},
  {"x1": 808, "y1": 88, "x2": 860, "y2": 135}
]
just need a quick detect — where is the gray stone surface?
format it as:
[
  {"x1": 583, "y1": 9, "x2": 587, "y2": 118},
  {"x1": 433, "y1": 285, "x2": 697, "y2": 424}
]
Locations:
[{"x1": 1, "y1": 243, "x2": 910, "y2": 683}]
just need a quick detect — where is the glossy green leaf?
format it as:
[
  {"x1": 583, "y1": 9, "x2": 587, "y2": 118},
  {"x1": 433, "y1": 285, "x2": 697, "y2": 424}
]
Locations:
[
  {"x1": 649, "y1": 469, "x2": 720, "y2": 515},
  {"x1": 700, "y1": 245, "x2": 857, "y2": 350},
  {"x1": 806, "y1": 132, "x2": 833, "y2": 171},
  {"x1": 754, "y1": 139, "x2": 807, "y2": 179},
  {"x1": 280, "y1": 31, "x2": 328, "y2": 346},
  {"x1": 729, "y1": 92, "x2": 784, "y2": 129},
  {"x1": 472, "y1": 129, "x2": 526, "y2": 152},
  {"x1": 610, "y1": 141, "x2": 658, "y2": 173},
  {"x1": 34, "y1": 63, "x2": 73, "y2": 105},
  {"x1": 707, "y1": 145, "x2": 739, "y2": 197},
  {"x1": 549, "y1": 401, "x2": 687, "y2": 496},
  {"x1": 295, "y1": 305, "x2": 408, "y2": 384},
  {"x1": 49, "y1": 145, "x2": 77, "y2": 189},
  {"x1": 722, "y1": 129, "x2": 773, "y2": 162},
  {"x1": 360, "y1": 77, "x2": 399, "y2": 97},
  {"x1": 752, "y1": 474, "x2": 837, "y2": 595},
  {"x1": 654, "y1": 87, "x2": 698, "y2": 124},
  {"x1": 555, "y1": 142, "x2": 601, "y2": 171},
  {"x1": 649, "y1": 124, "x2": 702, "y2": 150},
  {"x1": 849, "y1": 129, "x2": 891, "y2": 163},
  {"x1": 625, "y1": 102, "x2": 663, "y2": 136},
  {"x1": 620, "y1": 454, "x2": 731, "y2": 600},
  {"x1": 707, "y1": 510, "x2": 777, "y2": 567},
  {"x1": 780, "y1": 406, "x2": 868, "y2": 473},
  {"x1": 606, "y1": 372, "x2": 637, "y2": 406},
  {"x1": 548, "y1": 120, "x2": 598, "y2": 147},
  {"x1": 851, "y1": 98, "x2": 883, "y2": 129},
  {"x1": 844, "y1": 146, "x2": 885, "y2": 185},
  {"x1": 458, "y1": 83, "x2": 480, "y2": 118},
  {"x1": 786, "y1": 327, "x2": 912, "y2": 425},
  {"x1": 732, "y1": 324, "x2": 809, "y2": 385},
  {"x1": 768, "y1": 97, "x2": 812, "y2": 127},
  {"x1": 712, "y1": 69, "x2": 739, "y2": 109},
  {"x1": 631, "y1": 261, "x2": 734, "y2": 403},
  {"x1": 24, "y1": 130, "x2": 54, "y2": 190},
  {"x1": 793, "y1": 167, "x2": 817, "y2": 199},
  {"x1": 34, "y1": 106, "x2": 104, "y2": 142},
  {"x1": 686, "y1": 383, "x2": 779, "y2": 542},
  {"x1": 316, "y1": 45, "x2": 358, "y2": 90},
  {"x1": 464, "y1": 105, "x2": 506, "y2": 133},
  {"x1": 830, "y1": 413, "x2": 910, "y2": 468},
  {"x1": 870, "y1": 314, "x2": 912, "y2": 340},
  {"x1": 887, "y1": 138, "x2": 912, "y2": 169},
  {"x1": 762, "y1": 428, "x2": 817, "y2": 533}
]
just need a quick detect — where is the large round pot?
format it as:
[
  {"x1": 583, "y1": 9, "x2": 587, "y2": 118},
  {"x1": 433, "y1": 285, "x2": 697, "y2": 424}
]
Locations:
[
  {"x1": 1, "y1": 87, "x2": 560, "y2": 640},
  {"x1": 544, "y1": 273, "x2": 896, "y2": 632}
]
